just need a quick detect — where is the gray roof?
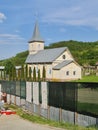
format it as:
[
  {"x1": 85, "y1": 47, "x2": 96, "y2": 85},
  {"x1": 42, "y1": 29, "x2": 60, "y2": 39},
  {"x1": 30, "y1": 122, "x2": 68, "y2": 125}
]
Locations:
[
  {"x1": 26, "y1": 47, "x2": 67, "y2": 63},
  {"x1": 15, "y1": 66, "x2": 21, "y2": 69},
  {"x1": 29, "y1": 21, "x2": 44, "y2": 43},
  {"x1": 53, "y1": 60, "x2": 73, "y2": 70},
  {"x1": 0, "y1": 66, "x2": 5, "y2": 70}
]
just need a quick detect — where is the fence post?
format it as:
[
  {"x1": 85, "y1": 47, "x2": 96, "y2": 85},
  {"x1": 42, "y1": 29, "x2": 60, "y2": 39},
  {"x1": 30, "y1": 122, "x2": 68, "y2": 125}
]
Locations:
[
  {"x1": 47, "y1": 105, "x2": 50, "y2": 120},
  {"x1": 74, "y1": 112, "x2": 78, "y2": 125},
  {"x1": 59, "y1": 108, "x2": 62, "y2": 122}
]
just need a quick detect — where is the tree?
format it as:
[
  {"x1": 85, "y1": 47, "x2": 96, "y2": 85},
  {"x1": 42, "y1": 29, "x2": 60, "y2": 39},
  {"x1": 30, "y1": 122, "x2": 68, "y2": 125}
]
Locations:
[
  {"x1": 18, "y1": 69, "x2": 21, "y2": 80},
  {"x1": 28, "y1": 67, "x2": 32, "y2": 81},
  {"x1": 42, "y1": 66, "x2": 46, "y2": 81},
  {"x1": 5, "y1": 60, "x2": 15, "y2": 80},
  {"x1": 21, "y1": 65, "x2": 24, "y2": 80},
  {"x1": 33, "y1": 67, "x2": 36, "y2": 81},
  {"x1": 25, "y1": 64, "x2": 28, "y2": 80},
  {"x1": 38, "y1": 69, "x2": 41, "y2": 81},
  {"x1": 11, "y1": 66, "x2": 16, "y2": 80}
]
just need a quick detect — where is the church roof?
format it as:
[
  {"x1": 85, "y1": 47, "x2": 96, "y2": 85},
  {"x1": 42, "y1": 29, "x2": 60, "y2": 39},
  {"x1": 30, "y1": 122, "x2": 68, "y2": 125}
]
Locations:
[
  {"x1": 29, "y1": 21, "x2": 44, "y2": 43},
  {"x1": 26, "y1": 47, "x2": 67, "y2": 63},
  {"x1": 53, "y1": 60, "x2": 73, "y2": 70}
]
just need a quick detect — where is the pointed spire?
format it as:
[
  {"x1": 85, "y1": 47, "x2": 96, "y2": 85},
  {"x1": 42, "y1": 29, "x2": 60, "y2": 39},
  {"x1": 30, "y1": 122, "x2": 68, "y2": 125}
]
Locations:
[{"x1": 29, "y1": 21, "x2": 44, "y2": 43}]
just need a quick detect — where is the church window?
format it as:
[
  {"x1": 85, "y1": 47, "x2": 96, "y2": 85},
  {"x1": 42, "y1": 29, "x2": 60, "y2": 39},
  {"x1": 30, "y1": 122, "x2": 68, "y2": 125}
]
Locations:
[
  {"x1": 62, "y1": 55, "x2": 66, "y2": 59},
  {"x1": 66, "y1": 71, "x2": 69, "y2": 75},
  {"x1": 49, "y1": 69, "x2": 51, "y2": 74},
  {"x1": 73, "y1": 71, "x2": 76, "y2": 75}
]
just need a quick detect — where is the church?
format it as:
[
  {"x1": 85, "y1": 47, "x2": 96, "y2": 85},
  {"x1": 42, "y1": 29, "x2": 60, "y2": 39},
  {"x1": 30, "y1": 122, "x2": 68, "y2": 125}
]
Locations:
[{"x1": 26, "y1": 21, "x2": 82, "y2": 81}]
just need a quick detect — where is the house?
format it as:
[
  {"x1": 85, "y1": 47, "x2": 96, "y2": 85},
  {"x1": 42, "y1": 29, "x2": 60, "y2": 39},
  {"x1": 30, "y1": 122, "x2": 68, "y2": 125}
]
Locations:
[
  {"x1": 96, "y1": 62, "x2": 98, "y2": 70},
  {"x1": 26, "y1": 21, "x2": 82, "y2": 81}
]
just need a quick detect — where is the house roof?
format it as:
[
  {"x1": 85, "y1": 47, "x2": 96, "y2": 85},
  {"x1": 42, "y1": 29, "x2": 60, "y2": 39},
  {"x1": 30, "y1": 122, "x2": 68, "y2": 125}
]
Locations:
[
  {"x1": 53, "y1": 60, "x2": 73, "y2": 70},
  {"x1": 29, "y1": 21, "x2": 44, "y2": 43},
  {"x1": 15, "y1": 66, "x2": 21, "y2": 69},
  {"x1": 26, "y1": 47, "x2": 67, "y2": 63},
  {"x1": 0, "y1": 66, "x2": 5, "y2": 70}
]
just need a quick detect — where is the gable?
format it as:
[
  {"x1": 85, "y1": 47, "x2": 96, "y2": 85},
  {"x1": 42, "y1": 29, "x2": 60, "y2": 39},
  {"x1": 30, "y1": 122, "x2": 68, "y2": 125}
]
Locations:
[{"x1": 54, "y1": 48, "x2": 74, "y2": 62}]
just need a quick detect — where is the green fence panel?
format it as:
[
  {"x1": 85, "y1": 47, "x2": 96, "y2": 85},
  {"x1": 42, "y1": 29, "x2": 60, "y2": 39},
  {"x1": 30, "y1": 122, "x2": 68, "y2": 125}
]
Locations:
[
  {"x1": 10, "y1": 81, "x2": 16, "y2": 95},
  {"x1": 48, "y1": 82, "x2": 77, "y2": 112},
  {"x1": 16, "y1": 81, "x2": 21, "y2": 97},
  {"x1": 39, "y1": 82, "x2": 42, "y2": 104},
  {"x1": 77, "y1": 82, "x2": 98, "y2": 117},
  {"x1": 1, "y1": 81, "x2": 10, "y2": 94},
  {"x1": 20, "y1": 81, "x2": 26, "y2": 99}
]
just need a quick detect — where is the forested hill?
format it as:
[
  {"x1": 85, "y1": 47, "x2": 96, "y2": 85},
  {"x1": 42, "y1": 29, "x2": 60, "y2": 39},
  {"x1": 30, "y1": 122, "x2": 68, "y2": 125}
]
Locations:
[{"x1": 0, "y1": 40, "x2": 98, "y2": 66}]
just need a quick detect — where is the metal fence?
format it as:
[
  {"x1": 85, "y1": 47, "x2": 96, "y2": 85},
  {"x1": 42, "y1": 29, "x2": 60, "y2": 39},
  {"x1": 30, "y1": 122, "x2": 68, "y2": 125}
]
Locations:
[
  {"x1": 1, "y1": 80, "x2": 26, "y2": 99},
  {"x1": 0, "y1": 80, "x2": 98, "y2": 119},
  {"x1": 48, "y1": 82, "x2": 77, "y2": 112},
  {"x1": 48, "y1": 82, "x2": 98, "y2": 118},
  {"x1": 77, "y1": 82, "x2": 98, "y2": 118}
]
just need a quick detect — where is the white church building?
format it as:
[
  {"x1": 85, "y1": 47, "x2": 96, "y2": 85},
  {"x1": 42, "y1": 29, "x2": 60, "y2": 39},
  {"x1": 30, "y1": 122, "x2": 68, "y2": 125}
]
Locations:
[{"x1": 26, "y1": 21, "x2": 82, "y2": 81}]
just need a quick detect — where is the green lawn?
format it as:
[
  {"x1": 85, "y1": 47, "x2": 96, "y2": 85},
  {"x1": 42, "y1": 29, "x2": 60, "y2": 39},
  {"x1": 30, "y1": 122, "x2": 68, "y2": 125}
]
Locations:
[{"x1": 75, "y1": 75, "x2": 98, "y2": 82}]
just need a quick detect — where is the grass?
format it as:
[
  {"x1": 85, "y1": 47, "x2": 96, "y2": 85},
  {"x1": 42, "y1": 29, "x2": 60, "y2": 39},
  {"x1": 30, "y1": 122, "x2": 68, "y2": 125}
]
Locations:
[
  {"x1": 6, "y1": 104, "x2": 98, "y2": 130},
  {"x1": 75, "y1": 75, "x2": 98, "y2": 82}
]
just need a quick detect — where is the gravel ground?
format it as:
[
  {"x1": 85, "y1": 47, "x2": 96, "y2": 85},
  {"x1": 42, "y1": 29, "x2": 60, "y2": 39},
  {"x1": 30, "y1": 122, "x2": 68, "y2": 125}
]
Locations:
[{"x1": 0, "y1": 114, "x2": 65, "y2": 130}]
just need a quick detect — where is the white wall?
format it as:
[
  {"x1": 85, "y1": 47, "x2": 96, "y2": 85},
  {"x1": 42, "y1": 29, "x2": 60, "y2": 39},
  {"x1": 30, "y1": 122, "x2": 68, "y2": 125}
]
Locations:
[
  {"x1": 33, "y1": 82, "x2": 39, "y2": 105},
  {"x1": 41, "y1": 82, "x2": 48, "y2": 109},
  {"x1": 53, "y1": 62, "x2": 81, "y2": 80},
  {"x1": 26, "y1": 82, "x2": 32, "y2": 103}
]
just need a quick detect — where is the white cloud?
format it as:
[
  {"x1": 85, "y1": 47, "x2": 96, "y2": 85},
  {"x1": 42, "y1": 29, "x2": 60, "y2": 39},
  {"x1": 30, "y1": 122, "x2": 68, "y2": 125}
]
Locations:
[
  {"x1": 59, "y1": 28, "x2": 67, "y2": 33},
  {"x1": 0, "y1": 33, "x2": 25, "y2": 44},
  {"x1": 42, "y1": 1, "x2": 98, "y2": 30},
  {"x1": 0, "y1": 12, "x2": 6, "y2": 23}
]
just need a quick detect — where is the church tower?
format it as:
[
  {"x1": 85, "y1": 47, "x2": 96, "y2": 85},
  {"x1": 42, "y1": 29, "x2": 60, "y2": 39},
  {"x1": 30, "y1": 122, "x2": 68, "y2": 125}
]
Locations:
[{"x1": 28, "y1": 21, "x2": 44, "y2": 54}]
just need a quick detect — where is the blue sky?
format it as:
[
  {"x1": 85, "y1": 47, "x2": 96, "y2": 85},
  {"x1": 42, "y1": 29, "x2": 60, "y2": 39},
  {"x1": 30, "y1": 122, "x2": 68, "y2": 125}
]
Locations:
[{"x1": 0, "y1": 0, "x2": 98, "y2": 60}]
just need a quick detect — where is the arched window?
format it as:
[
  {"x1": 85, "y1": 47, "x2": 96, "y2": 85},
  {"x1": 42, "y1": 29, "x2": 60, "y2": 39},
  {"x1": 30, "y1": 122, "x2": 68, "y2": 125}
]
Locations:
[{"x1": 62, "y1": 55, "x2": 66, "y2": 59}]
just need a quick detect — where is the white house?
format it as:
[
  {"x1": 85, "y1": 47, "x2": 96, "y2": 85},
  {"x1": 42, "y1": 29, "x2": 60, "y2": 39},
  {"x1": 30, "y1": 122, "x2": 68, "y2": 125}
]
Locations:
[{"x1": 26, "y1": 21, "x2": 82, "y2": 81}]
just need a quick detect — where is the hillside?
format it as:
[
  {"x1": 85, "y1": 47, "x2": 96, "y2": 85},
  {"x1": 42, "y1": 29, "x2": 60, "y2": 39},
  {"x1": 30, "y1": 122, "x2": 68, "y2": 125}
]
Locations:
[
  {"x1": 0, "y1": 40, "x2": 98, "y2": 66},
  {"x1": 0, "y1": 51, "x2": 28, "y2": 66}
]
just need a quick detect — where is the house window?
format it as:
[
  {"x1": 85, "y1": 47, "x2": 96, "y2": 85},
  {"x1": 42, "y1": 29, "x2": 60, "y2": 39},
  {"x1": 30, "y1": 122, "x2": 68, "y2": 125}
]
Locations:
[
  {"x1": 66, "y1": 71, "x2": 69, "y2": 76},
  {"x1": 38, "y1": 44, "x2": 40, "y2": 49},
  {"x1": 49, "y1": 69, "x2": 51, "y2": 74},
  {"x1": 62, "y1": 55, "x2": 66, "y2": 59},
  {"x1": 73, "y1": 71, "x2": 76, "y2": 75},
  {"x1": 36, "y1": 67, "x2": 38, "y2": 73}
]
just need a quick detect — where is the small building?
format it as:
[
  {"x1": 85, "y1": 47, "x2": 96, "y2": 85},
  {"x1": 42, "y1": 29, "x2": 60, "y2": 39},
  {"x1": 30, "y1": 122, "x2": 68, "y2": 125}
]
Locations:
[
  {"x1": 25, "y1": 21, "x2": 82, "y2": 81},
  {"x1": 96, "y1": 62, "x2": 98, "y2": 69}
]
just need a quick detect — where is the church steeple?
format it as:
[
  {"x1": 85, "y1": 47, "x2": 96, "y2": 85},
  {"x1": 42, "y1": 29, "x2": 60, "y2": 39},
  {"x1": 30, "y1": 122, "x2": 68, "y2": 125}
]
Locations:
[
  {"x1": 28, "y1": 21, "x2": 44, "y2": 54},
  {"x1": 29, "y1": 21, "x2": 44, "y2": 43}
]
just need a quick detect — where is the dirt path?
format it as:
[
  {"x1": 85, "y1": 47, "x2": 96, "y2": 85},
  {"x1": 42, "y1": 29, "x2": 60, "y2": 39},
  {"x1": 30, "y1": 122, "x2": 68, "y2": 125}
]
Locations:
[{"x1": 0, "y1": 114, "x2": 65, "y2": 130}]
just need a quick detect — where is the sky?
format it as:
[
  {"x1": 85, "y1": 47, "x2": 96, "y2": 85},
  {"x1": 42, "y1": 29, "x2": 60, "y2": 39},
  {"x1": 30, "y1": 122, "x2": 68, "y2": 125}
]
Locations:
[{"x1": 0, "y1": 0, "x2": 98, "y2": 60}]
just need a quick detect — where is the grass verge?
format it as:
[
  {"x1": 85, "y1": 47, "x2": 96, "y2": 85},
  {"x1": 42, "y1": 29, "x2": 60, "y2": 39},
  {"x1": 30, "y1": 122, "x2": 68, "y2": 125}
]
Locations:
[
  {"x1": 75, "y1": 75, "x2": 98, "y2": 82},
  {"x1": 6, "y1": 104, "x2": 98, "y2": 130}
]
